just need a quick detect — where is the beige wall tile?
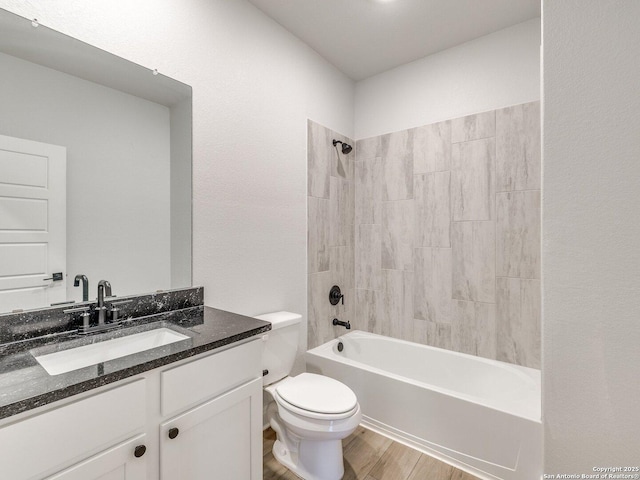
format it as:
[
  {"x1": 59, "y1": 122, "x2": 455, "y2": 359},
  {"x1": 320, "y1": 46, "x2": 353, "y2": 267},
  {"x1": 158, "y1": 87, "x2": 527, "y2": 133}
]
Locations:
[
  {"x1": 496, "y1": 277, "x2": 541, "y2": 368},
  {"x1": 343, "y1": 104, "x2": 539, "y2": 369},
  {"x1": 355, "y1": 289, "x2": 384, "y2": 335},
  {"x1": 308, "y1": 196, "x2": 330, "y2": 273},
  {"x1": 308, "y1": 271, "x2": 332, "y2": 349},
  {"x1": 356, "y1": 224, "x2": 381, "y2": 290},
  {"x1": 451, "y1": 300, "x2": 497, "y2": 358},
  {"x1": 496, "y1": 191, "x2": 541, "y2": 278},
  {"x1": 379, "y1": 129, "x2": 414, "y2": 200},
  {"x1": 452, "y1": 138, "x2": 495, "y2": 221},
  {"x1": 413, "y1": 247, "x2": 452, "y2": 323},
  {"x1": 413, "y1": 319, "x2": 452, "y2": 349},
  {"x1": 476, "y1": 302, "x2": 497, "y2": 360},
  {"x1": 452, "y1": 300, "x2": 477, "y2": 355},
  {"x1": 451, "y1": 110, "x2": 496, "y2": 143},
  {"x1": 414, "y1": 120, "x2": 452, "y2": 174},
  {"x1": 330, "y1": 246, "x2": 354, "y2": 290},
  {"x1": 381, "y1": 270, "x2": 414, "y2": 341},
  {"x1": 496, "y1": 101, "x2": 541, "y2": 191},
  {"x1": 414, "y1": 171, "x2": 451, "y2": 247},
  {"x1": 382, "y1": 154, "x2": 413, "y2": 201},
  {"x1": 355, "y1": 158, "x2": 382, "y2": 225},
  {"x1": 452, "y1": 221, "x2": 496, "y2": 303},
  {"x1": 382, "y1": 200, "x2": 414, "y2": 271},
  {"x1": 356, "y1": 136, "x2": 381, "y2": 161},
  {"x1": 330, "y1": 177, "x2": 354, "y2": 247}
]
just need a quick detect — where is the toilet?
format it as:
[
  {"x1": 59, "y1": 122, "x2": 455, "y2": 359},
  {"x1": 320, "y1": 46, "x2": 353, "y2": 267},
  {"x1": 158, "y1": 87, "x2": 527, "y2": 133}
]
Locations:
[{"x1": 256, "y1": 311, "x2": 362, "y2": 480}]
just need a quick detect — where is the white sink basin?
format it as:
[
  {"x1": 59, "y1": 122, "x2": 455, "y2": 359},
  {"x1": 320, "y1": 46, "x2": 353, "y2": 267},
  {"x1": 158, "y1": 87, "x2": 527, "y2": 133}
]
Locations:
[{"x1": 34, "y1": 328, "x2": 190, "y2": 375}]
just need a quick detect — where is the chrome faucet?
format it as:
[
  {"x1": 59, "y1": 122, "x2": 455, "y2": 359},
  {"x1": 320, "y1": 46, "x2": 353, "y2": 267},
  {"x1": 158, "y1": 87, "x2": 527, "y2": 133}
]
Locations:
[
  {"x1": 96, "y1": 280, "x2": 112, "y2": 326},
  {"x1": 73, "y1": 274, "x2": 89, "y2": 302}
]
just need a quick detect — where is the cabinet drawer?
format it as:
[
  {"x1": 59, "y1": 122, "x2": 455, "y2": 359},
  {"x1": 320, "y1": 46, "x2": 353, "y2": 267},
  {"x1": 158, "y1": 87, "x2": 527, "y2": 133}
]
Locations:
[
  {"x1": 46, "y1": 434, "x2": 147, "y2": 480},
  {"x1": 161, "y1": 338, "x2": 261, "y2": 416},
  {"x1": 0, "y1": 379, "x2": 145, "y2": 480}
]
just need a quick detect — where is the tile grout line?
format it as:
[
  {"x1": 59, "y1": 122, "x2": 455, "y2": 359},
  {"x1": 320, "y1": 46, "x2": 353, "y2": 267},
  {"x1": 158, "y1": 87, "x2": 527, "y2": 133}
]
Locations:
[
  {"x1": 405, "y1": 453, "x2": 424, "y2": 480},
  {"x1": 363, "y1": 438, "x2": 395, "y2": 480}
]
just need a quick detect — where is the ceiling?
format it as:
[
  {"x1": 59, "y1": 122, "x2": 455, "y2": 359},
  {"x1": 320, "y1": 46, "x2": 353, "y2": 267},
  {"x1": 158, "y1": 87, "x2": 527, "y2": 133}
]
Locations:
[{"x1": 247, "y1": 0, "x2": 541, "y2": 81}]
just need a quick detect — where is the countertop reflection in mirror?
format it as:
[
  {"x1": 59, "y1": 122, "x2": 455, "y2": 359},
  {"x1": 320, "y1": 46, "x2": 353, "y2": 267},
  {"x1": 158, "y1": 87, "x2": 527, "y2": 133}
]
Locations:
[{"x1": 0, "y1": 9, "x2": 192, "y2": 314}]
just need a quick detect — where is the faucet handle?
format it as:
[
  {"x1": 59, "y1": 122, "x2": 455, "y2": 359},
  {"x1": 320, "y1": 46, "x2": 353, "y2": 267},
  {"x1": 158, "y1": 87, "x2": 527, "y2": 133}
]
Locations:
[
  {"x1": 110, "y1": 307, "x2": 120, "y2": 323},
  {"x1": 63, "y1": 305, "x2": 91, "y2": 314},
  {"x1": 63, "y1": 306, "x2": 92, "y2": 333},
  {"x1": 108, "y1": 299, "x2": 131, "y2": 323},
  {"x1": 329, "y1": 285, "x2": 344, "y2": 305},
  {"x1": 109, "y1": 299, "x2": 132, "y2": 306}
]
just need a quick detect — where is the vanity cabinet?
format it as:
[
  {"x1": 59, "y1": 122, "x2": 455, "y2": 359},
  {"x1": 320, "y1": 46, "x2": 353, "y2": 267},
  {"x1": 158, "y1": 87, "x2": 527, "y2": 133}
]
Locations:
[
  {"x1": 0, "y1": 379, "x2": 147, "y2": 480},
  {"x1": 0, "y1": 337, "x2": 263, "y2": 480},
  {"x1": 46, "y1": 435, "x2": 147, "y2": 480},
  {"x1": 160, "y1": 378, "x2": 262, "y2": 480},
  {"x1": 159, "y1": 337, "x2": 263, "y2": 480}
]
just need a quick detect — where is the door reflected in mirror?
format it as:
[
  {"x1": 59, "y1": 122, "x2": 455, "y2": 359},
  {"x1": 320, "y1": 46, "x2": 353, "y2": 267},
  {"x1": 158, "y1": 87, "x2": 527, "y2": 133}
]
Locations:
[{"x1": 0, "y1": 9, "x2": 192, "y2": 313}]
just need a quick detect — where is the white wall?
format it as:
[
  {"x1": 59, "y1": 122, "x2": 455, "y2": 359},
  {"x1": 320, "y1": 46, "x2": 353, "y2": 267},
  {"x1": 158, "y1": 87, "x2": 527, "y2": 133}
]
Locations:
[
  {"x1": 0, "y1": 0, "x2": 355, "y2": 360},
  {"x1": 543, "y1": 0, "x2": 640, "y2": 471},
  {"x1": 0, "y1": 51, "x2": 172, "y2": 302},
  {"x1": 170, "y1": 98, "x2": 193, "y2": 289},
  {"x1": 354, "y1": 18, "x2": 540, "y2": 139}
]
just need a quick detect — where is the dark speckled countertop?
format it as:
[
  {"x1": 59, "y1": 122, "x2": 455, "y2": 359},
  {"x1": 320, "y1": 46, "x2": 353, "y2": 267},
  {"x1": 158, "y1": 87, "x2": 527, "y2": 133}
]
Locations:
[{"x1": 0, "y1": 306, "x2": 271, "y2": 420}]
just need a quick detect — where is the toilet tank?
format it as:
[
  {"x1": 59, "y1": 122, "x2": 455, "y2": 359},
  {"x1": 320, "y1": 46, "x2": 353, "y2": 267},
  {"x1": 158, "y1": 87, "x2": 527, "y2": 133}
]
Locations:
[{"x1": 254, "y1": 311, "x2": 301, "y2": 386}]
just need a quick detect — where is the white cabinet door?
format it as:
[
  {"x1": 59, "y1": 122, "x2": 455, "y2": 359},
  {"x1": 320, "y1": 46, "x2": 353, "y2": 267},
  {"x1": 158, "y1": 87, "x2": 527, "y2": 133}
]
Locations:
[
  {"x1": 46, "y1": 435, "x2": 147, "y2": 480},
  {"x1": 0, "y1": 133, "x2": 66, "y2": 311},
  {"x1": 160, "y1": 377, "x2": 263, "y2": 480},
  {"x1": 0, "y1": 379, "x2": 146, "y2": 480}
]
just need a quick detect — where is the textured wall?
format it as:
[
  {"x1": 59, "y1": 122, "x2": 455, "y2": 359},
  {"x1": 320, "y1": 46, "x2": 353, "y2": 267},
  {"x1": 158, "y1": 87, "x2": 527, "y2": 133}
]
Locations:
[
  {"x1": 543, "y1": 0, "x2": 640, "y2": 470},
  {"x1": 1, "y1": 1, "x2": 355, "y2": 376},
  {"x1": 307, "y1": 120, "x2": 355, "y2": 349},
  {"x1": 352, "y1": 102, "x2": 541, "y2": 368},
  {"x1": 355, "y1": 19, "x2": 540, "y2": 139}
]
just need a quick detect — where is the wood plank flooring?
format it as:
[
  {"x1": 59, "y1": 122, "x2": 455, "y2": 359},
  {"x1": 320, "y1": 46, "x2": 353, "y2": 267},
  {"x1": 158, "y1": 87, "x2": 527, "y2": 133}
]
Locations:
[{"x1": 263, "y1": 427, "x2": 480, "y2": 480}]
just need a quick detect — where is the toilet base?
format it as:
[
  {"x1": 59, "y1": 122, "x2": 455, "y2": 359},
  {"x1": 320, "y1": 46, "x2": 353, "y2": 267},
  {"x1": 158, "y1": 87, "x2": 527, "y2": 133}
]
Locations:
[
  {"x1": 271, "y1": 438, "x2": 345, "y2": 480},
  {"x1": 265, "y1": 376, "x2": 362, "y2": 479}
]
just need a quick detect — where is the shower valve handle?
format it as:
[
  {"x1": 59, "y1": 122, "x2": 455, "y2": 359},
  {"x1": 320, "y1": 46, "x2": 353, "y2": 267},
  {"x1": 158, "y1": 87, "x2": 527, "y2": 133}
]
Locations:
[{"x1": 329, "y1": 285, "x2": 344, "y2": 305}]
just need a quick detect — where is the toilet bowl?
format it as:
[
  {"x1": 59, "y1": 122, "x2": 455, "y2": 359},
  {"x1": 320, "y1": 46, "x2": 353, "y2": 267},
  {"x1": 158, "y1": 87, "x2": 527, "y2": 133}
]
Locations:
[{"x1": 256, "y1": 312, "x2": 362, "y2": 480}]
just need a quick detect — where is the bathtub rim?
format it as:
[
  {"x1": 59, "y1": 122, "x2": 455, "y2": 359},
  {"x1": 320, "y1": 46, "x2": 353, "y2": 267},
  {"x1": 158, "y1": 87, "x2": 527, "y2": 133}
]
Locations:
[{"x1": 306, "y1": 330, "x2": 541, "y2": 423}]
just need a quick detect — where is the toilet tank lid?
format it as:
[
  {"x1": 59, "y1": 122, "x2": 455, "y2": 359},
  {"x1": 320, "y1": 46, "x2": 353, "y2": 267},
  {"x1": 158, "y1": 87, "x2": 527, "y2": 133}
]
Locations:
[{"x1": 254, "y1": 311, "x2": 301, "y2": 330}]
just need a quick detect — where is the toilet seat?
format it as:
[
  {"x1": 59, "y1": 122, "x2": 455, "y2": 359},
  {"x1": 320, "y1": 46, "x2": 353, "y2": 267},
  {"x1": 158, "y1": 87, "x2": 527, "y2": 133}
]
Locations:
[
  {"x1": 275, "y1": 373, "x2": 358, "y2": 414},
  {"x1": 274, "y1": 391, "x2": 359, "y2": 421}
]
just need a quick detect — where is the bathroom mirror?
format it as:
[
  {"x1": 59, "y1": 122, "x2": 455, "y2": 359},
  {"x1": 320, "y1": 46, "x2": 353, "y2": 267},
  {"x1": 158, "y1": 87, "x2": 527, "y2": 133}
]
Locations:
[{"x1": 0, "y1": 9, "x2": 192, "y2": 313}]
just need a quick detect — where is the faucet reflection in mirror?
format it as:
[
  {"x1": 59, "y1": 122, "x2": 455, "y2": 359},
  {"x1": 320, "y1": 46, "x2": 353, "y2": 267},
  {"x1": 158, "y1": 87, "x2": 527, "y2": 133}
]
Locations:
[
  {"x1": 73, "y1": 275, "x2": 89, "y2": 302},
  {"x1": 0, "y1": 9, "x2": 193, "y2": 314}
]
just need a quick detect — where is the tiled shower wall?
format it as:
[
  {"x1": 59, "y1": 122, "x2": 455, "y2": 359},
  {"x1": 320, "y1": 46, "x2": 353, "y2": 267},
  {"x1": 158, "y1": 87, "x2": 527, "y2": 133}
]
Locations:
[
  {"x1": 307, "y1": 120, "x2": 355, "y2": 349},
  {"x1": 353, "y1": 102, "x2": 541, "y2": 368},
  {"x1": 307, "y1": 102, "x2": 540, "y2": 369}
]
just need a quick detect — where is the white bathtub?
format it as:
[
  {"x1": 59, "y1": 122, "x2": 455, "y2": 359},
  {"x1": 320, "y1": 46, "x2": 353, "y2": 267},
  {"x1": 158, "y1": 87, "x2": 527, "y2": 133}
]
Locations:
[{"x1": 306, "y1": 331, "x2": 541, "y2": 480}]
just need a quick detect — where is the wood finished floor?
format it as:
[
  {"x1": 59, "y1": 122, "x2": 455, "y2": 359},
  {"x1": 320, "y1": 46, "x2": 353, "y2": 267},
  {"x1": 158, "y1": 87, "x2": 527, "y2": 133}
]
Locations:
[{"x1": 263, "y1": 427, "x2": 480, "y2": 480}]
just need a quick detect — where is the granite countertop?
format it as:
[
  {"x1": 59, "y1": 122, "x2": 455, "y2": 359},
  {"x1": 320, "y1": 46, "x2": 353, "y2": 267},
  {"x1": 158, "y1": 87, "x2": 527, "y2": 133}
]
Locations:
[{"x1": 0, "y1": 306, "x2": 271, "y2": 420}]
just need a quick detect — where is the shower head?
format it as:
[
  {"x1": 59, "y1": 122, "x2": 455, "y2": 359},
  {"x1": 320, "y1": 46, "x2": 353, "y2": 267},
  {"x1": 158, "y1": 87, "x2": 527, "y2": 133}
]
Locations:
[{"x1": 333, "y1": 139, "x2": 352, "y2": 155}]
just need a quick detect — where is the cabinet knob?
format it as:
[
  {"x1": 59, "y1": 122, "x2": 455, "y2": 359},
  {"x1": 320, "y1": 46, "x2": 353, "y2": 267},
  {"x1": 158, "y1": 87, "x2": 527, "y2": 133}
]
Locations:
[
  {"x1": 168, "y1": 427, "x2": 179, "y2": 439},
  {"x1": 134, "y1": 445, "x2": 146, "y2": 458}
]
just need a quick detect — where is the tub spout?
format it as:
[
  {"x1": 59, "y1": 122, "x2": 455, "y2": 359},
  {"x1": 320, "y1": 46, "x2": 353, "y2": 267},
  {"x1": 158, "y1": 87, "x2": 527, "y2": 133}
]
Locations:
[{"x1": 332, "y1": 318, "x2": 351, "y2": 330}]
